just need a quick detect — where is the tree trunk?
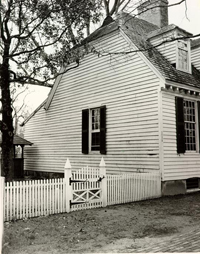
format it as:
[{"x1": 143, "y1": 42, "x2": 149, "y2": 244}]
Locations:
[{"x1": 0, "y1": 45, "x2": 14, "y2": 181}]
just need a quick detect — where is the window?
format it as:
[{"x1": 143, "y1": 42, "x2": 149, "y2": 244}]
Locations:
[
  {"x1": 177, "y1": 36, "x2": 190, "y2": 73},
  {"x1": 176, "y1": 97, "x2": 200, "y2": 153},
  {"x1": 91, "y1": 108, "x2": 100, "y2": 151},
  {"x1": 183, "y1": 100, "x2": 196, "y2": 151},
  {"x1": 82, "y1": 106, "x2": 106, "y2": 154}
]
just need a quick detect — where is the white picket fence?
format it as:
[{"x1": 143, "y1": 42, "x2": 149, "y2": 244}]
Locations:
[
  {"x1": 3, "y1": 158, "x2": 161, "y2": 222},
  {"x1": 4, "y1": 178, "x2": 66, "y2": 222},
  {"x1": 107, "y1": 172, "x2": 161, "y2": 205}
]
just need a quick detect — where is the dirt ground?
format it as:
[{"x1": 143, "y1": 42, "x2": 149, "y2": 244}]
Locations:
[{"x1": 2, "y1": 191, "x2": 200, "y2": 253}]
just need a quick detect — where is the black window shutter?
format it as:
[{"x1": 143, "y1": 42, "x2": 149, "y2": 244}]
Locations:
[
  {"x1": 100, "y1": 106, "x2": 106, "y2": 154},
  {"x1": 175, "y1": 97, "x2": 185, "y2": 154},
  {"x1": 82, "y1": 109, "x2": 89, "y2": 154},
  {"x1": 198, "y1": 101, "x2": 200, "y2": 153}
]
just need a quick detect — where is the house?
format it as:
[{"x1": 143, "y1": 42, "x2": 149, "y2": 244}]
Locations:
[{"x1": 22, "y1": 0, "x2": 200, "y2": 195}]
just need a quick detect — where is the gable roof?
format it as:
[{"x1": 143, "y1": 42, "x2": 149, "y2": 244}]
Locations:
[
  {"x1": 117, "y1": 13, "x2": 200, "y2": 88},
  {"x1": 69, "y1": 12, "x2": 200, "y2": 91},
  {"x1": 82, "y1": 12, "x2": 159, "y2": 45},
  {"x1": 24, "y1": 12, "x2": 200, "y2": 121}
]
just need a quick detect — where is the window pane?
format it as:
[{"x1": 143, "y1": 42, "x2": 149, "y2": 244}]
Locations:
[
  {"x1": 92, "y1": 108, "x2": 100, "y2": 130},
  {"x1": 91, "y1": 132, "x2": 100, "y2": 151},
  {"x1": 178, "y1": 48, "x2": 188, "y2": 70},
  {"x1": 91, "y1": 108, "x2": 100, "y2": 151}
]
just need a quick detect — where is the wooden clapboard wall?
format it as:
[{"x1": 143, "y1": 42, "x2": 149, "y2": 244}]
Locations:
[
  {"x1": 24, "y1": 30, "x2": 161, "y2": 174},
  {"x1": 162, "y1": 90, "x2": 200, "y2": 181},
  {"x1": 191, "y1": 45, "x2": 200, "y2": 71}
]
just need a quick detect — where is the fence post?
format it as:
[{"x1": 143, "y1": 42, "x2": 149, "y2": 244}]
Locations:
[
  {"x1": 0, "y1": 177, "x2": 5, "y2": 253},
  {"x1": 99, "y1": 157, "x2": 107, "y2": 207},
  {"x1": 64, "y1": 159, "x2": 72, "y2": 213}
]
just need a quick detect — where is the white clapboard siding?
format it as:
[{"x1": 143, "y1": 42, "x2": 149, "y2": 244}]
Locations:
[
  {"x1": 149, "y1": 31, "x2": 177, "y2": 64},
  {"x1": 162, "y1": 91, "x2": 200, "y2": 181},
  {"x1": 191, "y1": 46, "x2": 200, "y2": 71},
  {"x1": 24, "y1": 30, "x2": 160, "y2": 175}
]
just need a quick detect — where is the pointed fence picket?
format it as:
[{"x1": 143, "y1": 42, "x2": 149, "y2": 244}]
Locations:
[{"x1": 3, "y1": 158, "x2": 161, "y2": 222}]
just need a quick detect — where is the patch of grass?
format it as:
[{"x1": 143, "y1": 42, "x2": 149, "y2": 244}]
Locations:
[{"x1": 143, "y1": 225, "x2": 178, "y2": 237}]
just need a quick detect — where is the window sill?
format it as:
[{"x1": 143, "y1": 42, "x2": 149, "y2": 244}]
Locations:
[
  {"x1": 89, "y1": 151, "x2": 100, "y2": 155},
  {"x1": 185, "y1": 150, "x2": 199, "y2": 153},
  {"x1": 178, "y1": 151, "x2": 200, "y2": 155},
  {"x1": 176, "y1": 67, "x2": 191, "y2": 74}
]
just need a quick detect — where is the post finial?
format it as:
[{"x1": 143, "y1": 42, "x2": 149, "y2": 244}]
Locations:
[
  {"x1": 65, "y1": 158, "x2": 71, "y2": 169},
  {"x1": 99, "y1": 157, "x2": 105, "y2": 167}
]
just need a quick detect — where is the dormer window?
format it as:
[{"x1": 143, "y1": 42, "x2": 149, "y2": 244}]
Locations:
[
  {"x1": 178, "y1": 40, "x2": 188, "y2": 70},
  {"x1": 177, "y1": 35, "x2": 191, "y2": 73}
]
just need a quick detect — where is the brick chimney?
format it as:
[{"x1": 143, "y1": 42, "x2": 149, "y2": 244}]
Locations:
[{"x1": 137, "y1": 0, "x2": 168, "y2": 28}]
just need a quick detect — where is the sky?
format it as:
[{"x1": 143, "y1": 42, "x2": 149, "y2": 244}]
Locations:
[
  {"x1": 168, "y1": 0, "x2": 200, "y2": 34},
  {"x1": 24, "y1": 0, "x2": 200, "y2": 113}
]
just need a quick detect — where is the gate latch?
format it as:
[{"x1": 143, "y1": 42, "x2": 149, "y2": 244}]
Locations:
[{"x1": 97, "y1": 176, "x2": 105, "y2": 182}]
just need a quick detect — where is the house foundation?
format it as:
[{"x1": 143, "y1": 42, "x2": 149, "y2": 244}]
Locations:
[
  {"x1": 162, "y1": 180, "x2": 187, "y2": 196},
  {"x1": 24, "y1": 170, "x2": 64, "y2": 179}
]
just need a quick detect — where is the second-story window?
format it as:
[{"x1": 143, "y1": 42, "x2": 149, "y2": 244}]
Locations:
[
  {"x1": 177, "y1": 33, "x2": 191, "y2": 73},
  {"x1": 178, "y1": 40, "x2": 188, "y2": 71}
]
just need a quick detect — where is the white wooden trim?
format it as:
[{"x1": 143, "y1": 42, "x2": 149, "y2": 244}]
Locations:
[
  {"x1": 45, "y1": 67, "x2": 64, "y2": 110},
  {"x1": 86, "y1": 103, "x2": 105, "y2": 109},
  {"x1": 176, "y1": 32, "x2": 192, "y2": 74},
  {"x1": 162, "y1": 87, "x2": 200, "y2": 101},
  {"x1": 119, "y1": 28, "x2": 165, "y2": 85},
  {"x1": 89, "y1": 108, "x2": 92, "y2": 153},
  {"x1": 188, "y1": 39, "x2": 192, "y2": 74},
  {"x1": 158, "y1": 85, "x2": 164, "y2": 180},
  {"x1": 195, "y1": 101, "x2": 199, "y2": 153},
  {"x1": 165, "y1": 80, "x2": 200, "y2": 94}
]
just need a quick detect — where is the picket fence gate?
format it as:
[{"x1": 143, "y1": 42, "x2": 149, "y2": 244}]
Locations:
[{"x1": 3, "y1": 158, "x2": 161, "y2": 222}]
